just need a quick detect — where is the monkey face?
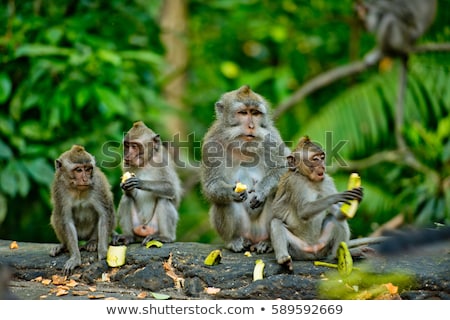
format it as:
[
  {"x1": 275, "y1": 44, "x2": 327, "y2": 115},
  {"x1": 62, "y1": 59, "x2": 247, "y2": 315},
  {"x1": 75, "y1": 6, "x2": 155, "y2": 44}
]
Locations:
[
  {"x1": 305, "y1": 151, "x2": 326, "y2": 182},
  {"x1": 123, "y1": 140, "x2": 145, "y2": 168},
  {"x1": 235, "y1": 106, "x2": 265, "y2": 141},
  {"x1": 290, "y1": 149, "x2": 326, "y2": 182},
  {"x1": 71, "y1": 164, "x2": 93, "y2": 190}
]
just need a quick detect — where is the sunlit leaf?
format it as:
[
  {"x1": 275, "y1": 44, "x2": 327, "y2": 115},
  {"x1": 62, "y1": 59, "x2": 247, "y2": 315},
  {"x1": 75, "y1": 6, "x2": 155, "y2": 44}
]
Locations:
[
  {"x1": 0, "y1": 73, "x2": 12, "y2": 103},
  {"x1": 15, "y1": 44, "x2": 72, "y2": 58},
  {"x1": 23, "y1": 158, "x2": 54, "y2": 186}
]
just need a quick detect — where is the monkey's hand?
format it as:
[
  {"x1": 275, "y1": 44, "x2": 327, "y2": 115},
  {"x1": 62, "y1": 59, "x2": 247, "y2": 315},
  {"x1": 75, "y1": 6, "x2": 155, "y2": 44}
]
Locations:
[
  {"x1": 249, "y1": 191, "x2": 266, "y2": 209},
  {"x1": 232, "y1": 185, "x2": 248, "y2": 202},
  {"x1": 120, "y1": 177, "x2": 141, "y2": 191},
  {"x1": 336, "y1": 187, "x2": 363, "y2": 204}
]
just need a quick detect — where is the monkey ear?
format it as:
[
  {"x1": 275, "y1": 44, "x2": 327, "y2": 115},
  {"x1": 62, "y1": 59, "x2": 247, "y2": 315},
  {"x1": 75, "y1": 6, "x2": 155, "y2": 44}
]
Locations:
[
  {"x1": 287, "y1": 155, "x2": 297, "y2": 171},
  {"x1": 215, "y1": 102, "x2": 224, "y2": 115},
  {"x1": 55, "y1": 159, "x2": 62, "y2": 170},
  {"x1": 153, "y1": 134, "x2": 161, "y2": 152}
]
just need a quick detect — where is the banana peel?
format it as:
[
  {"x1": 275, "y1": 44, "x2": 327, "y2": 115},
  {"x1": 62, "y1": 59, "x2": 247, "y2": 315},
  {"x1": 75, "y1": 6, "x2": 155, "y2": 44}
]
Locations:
[
  {"x1": 204, "y1": 249, "x2": 222, "y2": 266},
  {"x1": 145, "y1": 239, "x2": 163, "y2": 248},
  {"x1": 253, "y1": 259, "x2": 265, "y2": 281},
  {"x1": 314, "y1": 241, "x2": 353, "y2": 276}
]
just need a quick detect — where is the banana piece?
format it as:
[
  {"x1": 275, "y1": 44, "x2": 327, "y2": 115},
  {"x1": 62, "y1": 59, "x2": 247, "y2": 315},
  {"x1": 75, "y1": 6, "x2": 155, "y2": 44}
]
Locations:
[
  {"x1": 106, "y1": 245, "x2": 127, "y2": 267},
  {"x1": 234, "y1": 182, "x2": 247, "y2": 193},
  {"x1": 145, "y1": 240, "x2": 163, "y2": 248},
  {"x1": 204, "y1": 249, "x2": 222, "y2": 266},
  {"x1": 340, "y1": 173, "x2": 361, "y2": 219},
  {"x1": 337, "y1": 241, "x2": 353, "y2": 276},
  {"x1": 121, "y1": 171, "x2": 136, "y2": 184},
  {"x1": 253, "y1": 259, "x2": 265, "y2": 281}
]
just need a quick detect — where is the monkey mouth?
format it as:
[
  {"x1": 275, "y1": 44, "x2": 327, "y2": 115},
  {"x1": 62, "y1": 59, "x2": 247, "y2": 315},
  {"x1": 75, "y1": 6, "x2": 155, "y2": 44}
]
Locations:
[{"x1": 242, "y1": 134, "x2": 256, "y2": 141}]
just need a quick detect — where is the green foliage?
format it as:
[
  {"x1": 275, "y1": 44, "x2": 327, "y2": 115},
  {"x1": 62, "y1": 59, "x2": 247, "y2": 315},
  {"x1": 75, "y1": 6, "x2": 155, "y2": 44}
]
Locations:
[{"x1": 0, "y1": 0, "x2": 449, "y2": 243}]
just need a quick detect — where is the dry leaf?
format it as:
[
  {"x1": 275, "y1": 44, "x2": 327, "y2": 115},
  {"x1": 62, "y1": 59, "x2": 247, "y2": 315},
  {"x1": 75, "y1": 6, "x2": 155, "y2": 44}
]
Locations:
[
  {"x1": 32, "y1": 276, "x2": 43, "y2": 282},
  {"x1": 101, "y1": 272, "x2": 111, "y2": 282},
  {"x1": 39, "y1": 295, "x2": 48, "y2": 299},
  {"x1": 41, "y1": 279, "x2": 52, "y2": 285},
  {"x1": 56, "y1": 289, "x2": 69, "y2": 297},
  {"x1": 137, "y1": 292, "x2": 148, "y2": 299},
  {"x1": 66, "y1": 279, "x2": 78, "y2": 287},
  {"x1": 57, "y1": 285, "x2": 70, "y2": 291},
  {"x1": 88, "y1": 294, "x2": 105, "y2": 299},
  {"x1": 204, "y1": 287, "x2": 221, "y2": 295},
  {"x1": 88, "y1": 286, "x2": 97, "y2": 292},
  {"x1": 105, "y1": 297, "x2": 119, "y2": 300},
  {"x1": 52, "y1": 275, "x2": 67, "y2": 285},
  {"x1": 384, "y1": 283, "x2": 398, "y2": 294},
  {"x1": 9, "y1": 241, "x2": 19, "y2": 249},
  {"x1": 72, "y1": 291, "x2": 89, "y2": 296},
  {"x1": 163, "y1": 253, "x2": 185, "y2": 289}
]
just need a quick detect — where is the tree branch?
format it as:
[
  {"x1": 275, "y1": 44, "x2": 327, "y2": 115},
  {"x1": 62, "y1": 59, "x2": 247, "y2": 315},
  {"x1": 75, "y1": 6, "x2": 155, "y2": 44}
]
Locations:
[{"x1": 273, "y1": 42, "x2": 450, "y2": 119}]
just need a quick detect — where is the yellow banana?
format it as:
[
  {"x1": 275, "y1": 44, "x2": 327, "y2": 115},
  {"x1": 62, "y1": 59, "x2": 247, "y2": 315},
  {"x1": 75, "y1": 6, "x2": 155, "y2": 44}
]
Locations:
[
  {"x1": 121, "y1": 171, "x2": 136, "y2": 184},
  {"x1": 253, "y1": 259, "x2": 265, "y2": 281},
  {"x1": 204, "y1": 249, "x2": 222, "y2": 266},
  {"x1": 340, "y1": 173, "x2": 361, "y2": 219},
  {"x1": 145, "y1": 240, "x2": 163, "y2": 248},
  {"x1": 106, "y1": 245, "x2": 127, "y2": 267},
  {"x1": 234, "y1": 182, "x2": 247, "y2": 193},
  {"x1": 337, "y1": 241, "x2": 353, "y2": 276}
]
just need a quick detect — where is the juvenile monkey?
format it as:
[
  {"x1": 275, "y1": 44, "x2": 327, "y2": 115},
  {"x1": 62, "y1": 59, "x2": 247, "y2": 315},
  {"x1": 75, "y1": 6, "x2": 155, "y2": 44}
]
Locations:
[
  {"x1": 270, "y1": 136, "x2": 363, "y2": 270},
  {"x1": 50, "y1": 145, "x2": 115, "y2": 275},
  {"x1": 201, "y1": 85, "x2": 290, "y2": 253},
  {"x1": 113, "y1": 121, "x2": 182, "y2": 246},
  {"x1": 355, "y1": 0, "x2": 437, "y2": 65}
]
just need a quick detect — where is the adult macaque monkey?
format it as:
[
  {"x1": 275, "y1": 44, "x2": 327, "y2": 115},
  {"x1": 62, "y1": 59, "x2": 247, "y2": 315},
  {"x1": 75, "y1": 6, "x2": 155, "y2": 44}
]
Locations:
[
  {"x1": 113, "y1": 121, "x2": 182, "y2": 246},
  {"x1": 355, "y1": 0, "x2": 437, "y2": 65},
  {"x1": 270, "y1": 136, "x2": 364, "y2": 270},
  {"x1": 50, "y1": 145, "x2": 115, "y2": 275},
  {"x1": 201, "y1": 85, "x2": 290, "y2": 253}
]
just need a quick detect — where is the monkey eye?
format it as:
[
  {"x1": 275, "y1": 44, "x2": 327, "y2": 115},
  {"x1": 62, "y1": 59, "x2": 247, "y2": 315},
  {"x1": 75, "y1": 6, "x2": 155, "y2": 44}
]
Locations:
[
  {"x1": 237, "y1": 110, "x2": 248, "y2": 115},
  {"x1": 250, "y1": 109, "x2": 261, "y2": 116},
  {"x1": 74, "y1": 167, "x2": 83, "y2": 173}
]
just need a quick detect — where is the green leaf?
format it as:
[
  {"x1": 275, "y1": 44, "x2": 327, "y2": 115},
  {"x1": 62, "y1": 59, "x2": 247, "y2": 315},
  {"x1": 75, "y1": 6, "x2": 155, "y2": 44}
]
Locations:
[
  {"x1": 150, "y1": 292, "x2": 170, "y2": 300},
  {"x1": 15, "y1": 44, "x2": 72, "y2": 58},
  {"x1": 95, "y1": 86, "x2": 127, "y2": 116},
  {"x1": 0, "y1": 161, "x2": 30, "y2": 197},
  {"x1": 0, "y1": 73, "x2": 12, "y2": 103},
  {"x1": 120, "y1": 50, "x2": 164, "y2": 66},
  {"x1": 0, "y1": 193, "x2": 6, "y2": 224},
  {"x1": 23, "y1": 158, "x2": 55, "y2": 186},
  {"x1": 0, "y1": 139, "x2": 13, "y2": 159}
]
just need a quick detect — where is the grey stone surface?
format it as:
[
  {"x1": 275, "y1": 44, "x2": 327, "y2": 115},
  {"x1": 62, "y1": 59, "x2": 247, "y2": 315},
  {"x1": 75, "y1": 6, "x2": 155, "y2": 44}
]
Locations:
[{"x1": 0, "y1": 239, "x2": 449, "y2": 300}]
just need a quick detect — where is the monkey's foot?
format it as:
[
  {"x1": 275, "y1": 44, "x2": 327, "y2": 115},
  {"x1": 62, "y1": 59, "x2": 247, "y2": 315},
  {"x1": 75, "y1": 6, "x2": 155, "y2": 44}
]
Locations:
[
  {"x1": 250, "y1": 240, "x2": 273, "y2": 254},
  {"x1": 49, "y1": 244, "x2": 66, "y2": 257},
  {"x1": 277, "y1": 255, "x2": 293, "y2": 271},
  {"x1": 83, "y1": 240, "x2": 98, "y2": 252},
  {"x1": 63, "y1": 255, "x2": 81, "y2": 276},
  {"x1": 112, "y1": 234, "x2": 134, "y2": 246},
  {"x1": 226, "y1": 237, "x2": 252, "y2": 252}
]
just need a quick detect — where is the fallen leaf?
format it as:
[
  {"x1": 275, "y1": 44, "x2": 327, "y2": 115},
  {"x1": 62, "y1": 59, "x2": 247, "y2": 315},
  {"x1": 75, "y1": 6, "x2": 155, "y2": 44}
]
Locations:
[
  {"x1": 72, "y1": 291, "x2": 89, "y2": 296},
  {"x1": 204, "y1": 287, "x2": 221, "y2": 295},
  {"x1": 105, "y1": 297, "x2": 119, "y2": 300},
  {"x1": 52, "y1": 275, "x2": 67, "y2": 285},
  {"x1": 66, "y1": 279, "x2": 78, "y2": 287},
  {"x1": 88, "y1": 286, "x2": 97, "y2": 292},
  {"x1": 9, "y1": 241, "x2": 19, "y2": 249},
  {"x1": 384, "y1": 283, "x2": 398, "y2": 294},
  {"x1": 32, "y1": 276, "x2": 43, "y2": 282},
  {"x1": 101, "y1": 272, "x2": 110, "y2": 282},
  {"x1": 137, "y1": 291, "x2": 148, "y2": 299},
  {"x1": 88, "y1": 294, "x2": 106, "y2": 299},
  {"x1": 163, "y1": 253, "x2": 185, "y2": 289},
  {"x1": 150, "y1": 292, "x2": 170, "y2": 300},
  {"x1": 56, "y1": 289, "x2": 69, "y2": 297}
]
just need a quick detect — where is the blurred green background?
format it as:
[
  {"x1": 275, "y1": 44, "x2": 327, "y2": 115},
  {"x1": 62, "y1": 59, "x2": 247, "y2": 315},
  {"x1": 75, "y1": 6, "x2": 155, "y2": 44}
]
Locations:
[{"x1": 0, "y1": 0, "x2": 449, "y2": 245}]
